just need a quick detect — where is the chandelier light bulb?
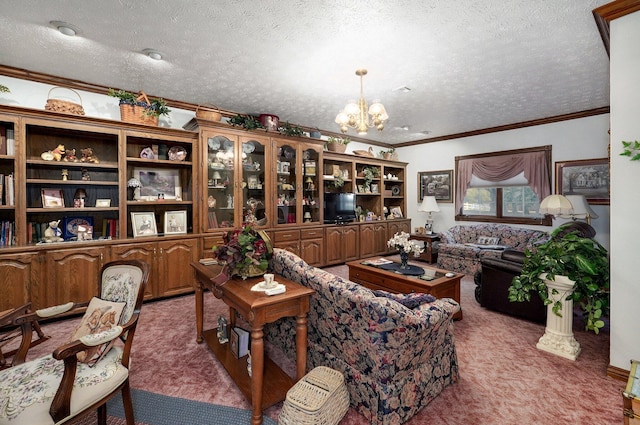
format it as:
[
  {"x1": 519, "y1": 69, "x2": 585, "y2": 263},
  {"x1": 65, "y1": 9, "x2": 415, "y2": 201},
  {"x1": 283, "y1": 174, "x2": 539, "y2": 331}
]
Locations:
[{"x1": 335, "y1": 69, "x2": 388, "y2": 135}]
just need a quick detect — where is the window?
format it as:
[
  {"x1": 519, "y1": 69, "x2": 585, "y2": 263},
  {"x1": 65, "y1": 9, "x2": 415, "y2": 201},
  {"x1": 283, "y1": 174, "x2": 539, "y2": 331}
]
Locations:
[{"x1": 455, "y1": 146, "x2": 552, "y2": 226}]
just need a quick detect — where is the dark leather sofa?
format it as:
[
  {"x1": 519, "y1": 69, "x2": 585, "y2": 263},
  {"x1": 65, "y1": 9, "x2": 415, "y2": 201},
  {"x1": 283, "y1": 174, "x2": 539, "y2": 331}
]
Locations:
[{"x1": 474, "y1": 221, "x2": 596, "y2": 323}]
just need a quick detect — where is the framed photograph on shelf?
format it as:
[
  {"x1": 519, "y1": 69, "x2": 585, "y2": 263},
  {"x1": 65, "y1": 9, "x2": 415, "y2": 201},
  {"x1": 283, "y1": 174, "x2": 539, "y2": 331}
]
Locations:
[
  {"x1": 418, "y1": 170, "x2": 453, "y2": 202},
  {"x1": 164, "y1": 210, "x2": 187, "y2": 235},
  {"x1": 555, "y1": 158, "x2": 610, "y2": 205},
  {"x1": 41, "y1": 188, "x2": 64, "y2": 208},
  {"x1": 62, "y1": 216, "x2": 94, "y2": 240},
  {"x1": 131, "y1": 212, "x2": 158, "y2": 237},
  {"x1": 95, "y1": 199, "x2": 111, "y2": 207},
  {"x1": 133, "y1": 168, "x2": 182, "y2": 200}
]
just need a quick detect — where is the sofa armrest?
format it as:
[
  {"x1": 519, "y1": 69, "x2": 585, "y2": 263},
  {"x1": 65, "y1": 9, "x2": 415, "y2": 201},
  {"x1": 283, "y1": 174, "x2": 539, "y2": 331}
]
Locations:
[{"x1": 501, "y1": 249, "x2": 525, "y2": 264}]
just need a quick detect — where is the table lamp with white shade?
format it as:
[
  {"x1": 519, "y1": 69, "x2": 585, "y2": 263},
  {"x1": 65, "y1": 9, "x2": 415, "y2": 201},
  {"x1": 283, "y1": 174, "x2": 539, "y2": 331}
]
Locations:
[
  {"x1": 418, "y1": 196, "x2": 440, "y2": 234},
  {"x1": 559, "y1": 195, "x2": 598, "y2": 225},
  {"x1": 539, "y1": 194, "x2": 573, "y2": 217}
]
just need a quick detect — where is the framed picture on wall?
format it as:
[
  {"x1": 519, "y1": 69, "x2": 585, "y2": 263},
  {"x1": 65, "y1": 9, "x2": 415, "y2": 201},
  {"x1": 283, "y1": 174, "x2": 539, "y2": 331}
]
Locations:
[
  {"x1": 555, "y1": 158, "x2": 610, "y2": 205},
  {"x1": 418, "y1": 170, "x2": 453, "y2": 202}
]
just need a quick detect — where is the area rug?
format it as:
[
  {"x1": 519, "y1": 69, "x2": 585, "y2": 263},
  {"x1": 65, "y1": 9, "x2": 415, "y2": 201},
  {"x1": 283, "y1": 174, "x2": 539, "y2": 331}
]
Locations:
[{"x1": 104, "y1": 389, "x2": 278, "y2": 425}]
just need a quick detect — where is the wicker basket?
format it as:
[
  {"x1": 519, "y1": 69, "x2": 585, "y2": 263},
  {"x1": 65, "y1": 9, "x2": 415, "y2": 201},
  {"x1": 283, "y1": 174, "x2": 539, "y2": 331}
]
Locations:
[
  {"x1": 326, "y1": 142, "x2": 347, "y2": 153},
  {"x1": 45, "y1": 87, "x2": 85, "y2": 115},
  {"x1": 195, "y1": 104, "x2": 222, "y2": 122},
  {"x1": 118, "y1": 91, "x2": 158, "y2": 126},
  {"x1": 278, "y1": 366, "x2": 349, "y2": 425}
]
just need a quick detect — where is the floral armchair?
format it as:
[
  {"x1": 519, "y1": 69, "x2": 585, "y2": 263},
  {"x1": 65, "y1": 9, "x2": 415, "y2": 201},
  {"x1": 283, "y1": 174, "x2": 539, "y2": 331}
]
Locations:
[
  {"x1": 265, "y1": 249, "x2": 460, "y2": 425},
  {"x1": 0, "y1": 260, "x2": 149, "y2": 425}
]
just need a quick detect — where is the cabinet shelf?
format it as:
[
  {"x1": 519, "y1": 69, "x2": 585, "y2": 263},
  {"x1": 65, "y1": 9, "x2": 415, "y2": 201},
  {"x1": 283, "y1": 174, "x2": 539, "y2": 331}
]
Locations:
[
  {"x1": 27, "y1": 179, "x2": 118, "y2": 186},
  {"x1": 127, "y1": 200, "x2": 193, "y2": 206},
  {"x1": 127, "y1": 158, "x2": 193, "y2": 167},
  {"x1": 26, "y1": 159, "x2": 118, "y2": 169},
  {"x1": 26, "y1": 207, "x2": 119, "y2": 213}
]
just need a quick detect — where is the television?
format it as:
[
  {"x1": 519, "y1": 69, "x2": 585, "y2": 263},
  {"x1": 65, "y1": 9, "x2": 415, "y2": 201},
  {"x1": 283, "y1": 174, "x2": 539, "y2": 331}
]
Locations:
[{"x1": 324, "y1": 192, "x2": 356, "y2": 224}]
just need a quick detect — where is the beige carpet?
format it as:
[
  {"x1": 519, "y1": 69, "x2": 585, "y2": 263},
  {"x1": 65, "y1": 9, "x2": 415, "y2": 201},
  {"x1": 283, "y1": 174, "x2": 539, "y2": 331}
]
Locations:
[{"x1": 27, "y1": 262, "x2": 623, "y2": 424}]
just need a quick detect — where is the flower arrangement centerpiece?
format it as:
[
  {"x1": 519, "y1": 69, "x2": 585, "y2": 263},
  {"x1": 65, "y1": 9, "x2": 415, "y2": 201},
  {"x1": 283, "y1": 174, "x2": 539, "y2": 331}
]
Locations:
[
  {"x1": 212, "y1": 225, "x2": 273, "y2": 280},
  {"x1": 387, "y1": 231, "x2": 423, "y2": 269}
]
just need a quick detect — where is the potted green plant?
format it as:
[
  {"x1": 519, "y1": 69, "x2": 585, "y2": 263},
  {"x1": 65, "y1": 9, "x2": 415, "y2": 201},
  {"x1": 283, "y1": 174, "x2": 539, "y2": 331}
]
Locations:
[
  {"x1": 379, "y1": 148, "x2": 396, "y2": 161},
  {"x1": 362, "y1": 166, "x2": 380, "y2": 192},
  {"x1": 108, "y1": 89, "x2": 170, "y2": 125},
  {"x1": 278, "y1": 121, "x2": 304, "y2": 137},
  {"x1": 229, "y1": 114, "x2": 264, "y2": 131},
  {"x1": 508, "y1": 226, "x2": 610, "y2": 334},
  {"x1": 324, "y1": 136, "x2": 350, "y2": 153}
]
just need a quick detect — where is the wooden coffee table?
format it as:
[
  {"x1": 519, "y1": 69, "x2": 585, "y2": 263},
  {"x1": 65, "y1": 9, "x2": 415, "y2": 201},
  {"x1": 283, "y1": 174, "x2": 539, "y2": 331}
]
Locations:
[{"x1": 347, "y1": 257, "x2": 462, "y2": 320}]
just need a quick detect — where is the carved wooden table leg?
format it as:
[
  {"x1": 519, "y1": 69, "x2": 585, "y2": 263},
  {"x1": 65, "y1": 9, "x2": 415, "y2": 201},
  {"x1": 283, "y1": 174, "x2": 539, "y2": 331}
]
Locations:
[
  {"x1": 251, "y1": 326, "x2": 265, "y2": 425},
  {"x1": 195, "y1": 279, "x2": 203, "y2": 343},
  {"x1": 295, "y1": 313, "x2": 308, "y2": 381}
]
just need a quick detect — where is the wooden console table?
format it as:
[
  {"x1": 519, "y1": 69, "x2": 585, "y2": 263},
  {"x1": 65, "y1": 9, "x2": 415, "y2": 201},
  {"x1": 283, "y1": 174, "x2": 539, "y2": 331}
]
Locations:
[{"x1": 191, "y1": 262, "x2": 315, "y2": 425}]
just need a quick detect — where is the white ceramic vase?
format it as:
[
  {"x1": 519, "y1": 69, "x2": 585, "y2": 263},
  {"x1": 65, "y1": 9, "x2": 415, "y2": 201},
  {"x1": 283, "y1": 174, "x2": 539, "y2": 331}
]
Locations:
[{"x1": 536, "y1": 273, "x2": 581, "y2": 360}]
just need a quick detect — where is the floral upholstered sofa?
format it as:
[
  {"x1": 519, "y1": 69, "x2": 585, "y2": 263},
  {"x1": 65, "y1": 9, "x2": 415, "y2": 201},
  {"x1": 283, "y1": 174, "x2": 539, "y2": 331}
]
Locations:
[
  {"x1": 436, "y1": 224, "x2": 549, "y2": 275},
  {"x1": 265, "y1": 248, "x2": 460, "y2": 425}
]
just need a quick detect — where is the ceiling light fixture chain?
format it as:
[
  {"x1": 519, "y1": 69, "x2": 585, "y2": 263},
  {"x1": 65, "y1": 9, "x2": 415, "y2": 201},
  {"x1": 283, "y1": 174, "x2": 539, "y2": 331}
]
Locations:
[{"x1": 335, "y1": 68, "x2": 388, "y2": 135}]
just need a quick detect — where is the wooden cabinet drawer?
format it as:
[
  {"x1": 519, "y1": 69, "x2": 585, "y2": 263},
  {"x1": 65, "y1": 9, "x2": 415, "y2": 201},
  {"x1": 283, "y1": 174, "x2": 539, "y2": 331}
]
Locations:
[
  {"x1": 301, "y1": 228, "x2": 323, "y2": 239},
  {"x1": 274, "y1": 230, "x2": 300, "y2": 242}
]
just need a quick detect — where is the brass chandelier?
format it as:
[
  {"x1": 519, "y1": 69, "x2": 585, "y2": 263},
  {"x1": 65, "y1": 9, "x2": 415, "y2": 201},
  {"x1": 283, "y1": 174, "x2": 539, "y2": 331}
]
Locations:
[{"x1": 335, "y1": 69, "x2": 388, "y2": 135}]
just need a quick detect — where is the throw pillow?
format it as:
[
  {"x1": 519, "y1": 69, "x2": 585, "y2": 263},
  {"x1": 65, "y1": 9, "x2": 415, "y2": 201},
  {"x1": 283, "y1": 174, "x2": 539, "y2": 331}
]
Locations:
[
  {"x1": 477, "y1": 236, "x2": 500, "y2": 245},
  {"x1": 373, "y1": 290, "x2": 436, "y2": 309},
  {"x1": 70, "y1": 297, "x2": 125, "y2": 366}
]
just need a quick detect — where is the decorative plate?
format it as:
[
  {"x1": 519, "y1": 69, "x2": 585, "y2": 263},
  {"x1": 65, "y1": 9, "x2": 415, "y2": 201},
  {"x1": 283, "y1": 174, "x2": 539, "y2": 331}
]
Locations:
[
  {"x1": 168, "y1": 146, "x2": 187, "y2": 161},
  {"x1": 243, "y1": 141, "x2": 255, "y2": 154},
  {"x1": 223, "y1": 138, "x2": 234, "y2": 150},
  {"x1": 207, "y1": 137, "x2": 220, "y2": 150}
]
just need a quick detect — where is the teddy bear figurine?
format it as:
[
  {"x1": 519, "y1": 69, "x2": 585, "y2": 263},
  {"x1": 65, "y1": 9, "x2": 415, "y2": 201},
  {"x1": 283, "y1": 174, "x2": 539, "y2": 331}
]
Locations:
[
  {"x1": 43, "y1": 220, "x2": 64, "y2": 243},
  {"x1": 80, "y1": 147, "x2": 100, "y2": 164},
  {"x1": 51, "y1": 144, "x2": 65, "y2": 161},
  {"x1": 63, "y1": 148, "x2": 78, "y2": 162}
]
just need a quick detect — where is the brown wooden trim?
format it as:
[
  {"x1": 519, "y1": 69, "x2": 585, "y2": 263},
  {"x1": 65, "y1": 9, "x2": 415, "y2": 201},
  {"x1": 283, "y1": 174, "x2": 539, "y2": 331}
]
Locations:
[
  {"x1": 455, "y1": 145, "x2": 552, "y2": 162},
  {"x1": 608, "y1": 364, "x2": 630, "y2": 382},
  {"x1": 396, "y1": 108, "x2": 610, "y2": 148},
  {"x1": 593, "y1": 0, "x2": 640, "y2": 57},
  {"x1": 455, "y1": 214, "x2": 552, "y2": 226}
]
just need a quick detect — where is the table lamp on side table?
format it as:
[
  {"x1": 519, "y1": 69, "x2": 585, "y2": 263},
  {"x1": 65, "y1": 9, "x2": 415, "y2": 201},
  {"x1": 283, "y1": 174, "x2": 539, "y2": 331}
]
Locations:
[
  {"x1": 559, "y1": 195, "x2": 599, "y2": 225},
  {"x1": 418, "y1": 196, "x2": 440, "y2": 234}
]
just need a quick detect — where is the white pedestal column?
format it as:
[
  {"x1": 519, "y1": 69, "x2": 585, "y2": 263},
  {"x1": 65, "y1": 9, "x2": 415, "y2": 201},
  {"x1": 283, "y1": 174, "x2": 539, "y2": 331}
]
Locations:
[{"x1": 536, "y1": 274, "x2": 581, "y2": 361}]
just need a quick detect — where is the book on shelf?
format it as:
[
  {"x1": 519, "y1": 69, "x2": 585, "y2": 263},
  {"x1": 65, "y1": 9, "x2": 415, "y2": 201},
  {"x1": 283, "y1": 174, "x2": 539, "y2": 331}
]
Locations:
[
  {"x1": 0, "y1": 126, "x2": 6, "y2": 156},
  {"x1": 4, "y1": 174, "x2": 14, "y2": 206},
  {"x1": 230, "y1": 327, "x2": 249, "y2": 358}
]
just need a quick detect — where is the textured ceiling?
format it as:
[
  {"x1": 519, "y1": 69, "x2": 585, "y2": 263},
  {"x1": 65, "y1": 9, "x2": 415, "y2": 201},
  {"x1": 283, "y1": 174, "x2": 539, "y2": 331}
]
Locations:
[{"x1": 0, "y1": 0, "x2": 610, "y2": 145}]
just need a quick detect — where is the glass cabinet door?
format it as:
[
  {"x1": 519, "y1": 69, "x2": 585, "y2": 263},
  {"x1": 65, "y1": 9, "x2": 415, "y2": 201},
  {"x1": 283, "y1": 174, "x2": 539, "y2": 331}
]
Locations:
[
  {"x1": 275, "y1": 142, "x2": 298, "y2": 225},
  {"x1": 240, "y1": 136, "x2": 269, "y2": 227},
  {"x1": 206, "y1": 134, "x2": 236, "y2": 229},
  {"x1": 302, "y1": 145, "x2": 321, "y2": 224}
]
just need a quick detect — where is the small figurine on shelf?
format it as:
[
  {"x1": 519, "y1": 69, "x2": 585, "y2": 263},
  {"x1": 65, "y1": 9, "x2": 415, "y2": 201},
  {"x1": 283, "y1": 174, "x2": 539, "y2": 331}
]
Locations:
[
  {"x1": 63, "y1": 148, "x2": 78, "y2": 162},
  {"x1": 61, "y1": 169, "x2": 68, "y2": 181},
  {"x1": 80, "y1": 147, "x2": 99, "y2": 164},
  {"x1": 226, "y1": 194, "x2": 233, "y2": 209},
  {"x1": 74, "y1": 188, "x2": 87, "y2": 208},
  {"x1": 52, "y1": 144, "x2": 65, "y2": 161},
  {"x1": 81, "y1": 168, "x2": 91, "y2": 181},
  {"x1": 43, "y1": 220, "x2": 64, "y2": 243}
]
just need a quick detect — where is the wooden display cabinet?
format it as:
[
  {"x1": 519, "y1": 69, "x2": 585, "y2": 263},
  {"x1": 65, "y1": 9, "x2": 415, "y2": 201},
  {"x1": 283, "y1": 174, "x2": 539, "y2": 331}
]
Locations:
[
  {"x1": 0, "y1": 252, "x2": 38, "y2": 311},
  {"x1": 199, "y1": 127, "x2": 271, "y2": 232},
  {"x1": 125, "y1": 130, "x2": 196, "y2": 238},
  {"x1": 273, "y1": 138, "x2": 323, "y2": 227}
]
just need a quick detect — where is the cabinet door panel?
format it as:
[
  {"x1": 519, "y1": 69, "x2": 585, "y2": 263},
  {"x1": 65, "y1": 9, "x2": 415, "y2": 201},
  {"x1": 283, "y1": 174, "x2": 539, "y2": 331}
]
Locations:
[
  {"x1": 343, "y1": 225, "x2": 360, "y2": 262},
  {"x1": 44, "y1": 247, "x2": 105, "y2": 307},
  {"x1": 0, "y1": 254, "x2": 38, "y2": 311},
  {"x1": 301, "y1": 238, "x2": 323, "y2": 266},
  {"x1": 157, "y1": 239, "x2": 199, "y2": 297},
  {"x1": 324, "y1": 226, "x2": 344, "y2": 265},
  {"x1": 110, "y1": 242, "x2": 156, "y2": 299},
  {"x1": 359, "y1": 224, "x2": 376, "y2": 258}
]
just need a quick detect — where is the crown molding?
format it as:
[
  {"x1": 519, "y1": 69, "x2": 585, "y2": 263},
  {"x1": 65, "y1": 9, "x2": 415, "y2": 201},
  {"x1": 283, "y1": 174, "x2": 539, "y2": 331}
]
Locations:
[{"x1": 593, "y1": 0, "x2": 640, "y2": 57}]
